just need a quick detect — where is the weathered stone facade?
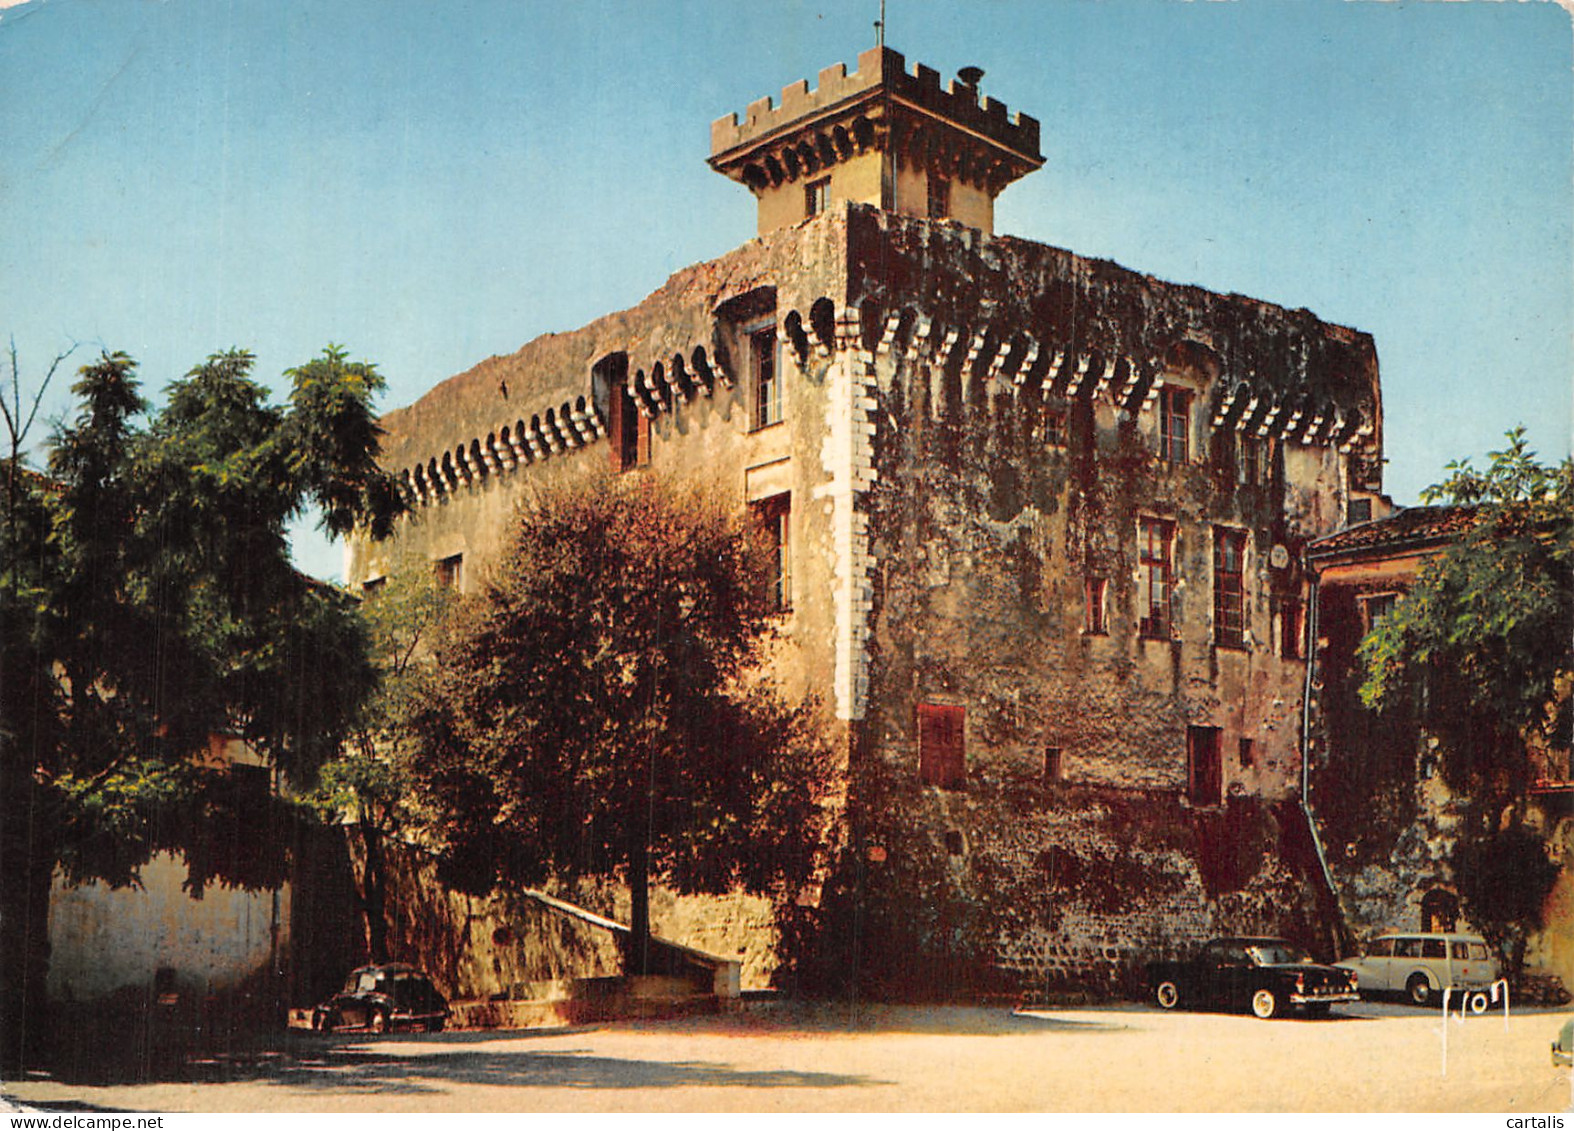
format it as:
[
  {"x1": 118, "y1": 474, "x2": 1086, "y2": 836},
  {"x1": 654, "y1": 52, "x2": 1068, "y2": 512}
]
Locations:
[{"x1": 349, "y1": 47, "x2": 1385, "y2": 997}]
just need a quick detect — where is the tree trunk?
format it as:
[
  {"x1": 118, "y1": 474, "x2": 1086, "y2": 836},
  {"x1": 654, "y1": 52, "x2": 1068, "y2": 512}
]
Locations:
[
  {"x1": 0, "y1": 781, "x2": 57, "y2": 1075},
  {"x1": 627, "y1": 832, "x2": 651, "y2": 977},
  {"x1": 358, "y1": 821, "x2": 390, "y2": 964}
]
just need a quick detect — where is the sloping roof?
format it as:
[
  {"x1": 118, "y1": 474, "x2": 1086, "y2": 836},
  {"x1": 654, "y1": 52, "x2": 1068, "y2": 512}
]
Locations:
[{"x1": 1307, "y1": 504, "x2": 1478, "y2": 561}]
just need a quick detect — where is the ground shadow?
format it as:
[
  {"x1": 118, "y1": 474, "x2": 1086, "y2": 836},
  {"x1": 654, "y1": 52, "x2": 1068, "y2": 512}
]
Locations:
[
  {"x1": 35, "y1": 1026, "x2": 876, "y2": 1095},
  {"x1": 259, "y1": 1046, "x2": 876, "y2": 1097},
  {"x1": 29, "y1": 1001, "x2": 1155, "y2": 1088},
  {"x1": 616, "y1": 1001, "x2": 1135, "y2": 1037}
]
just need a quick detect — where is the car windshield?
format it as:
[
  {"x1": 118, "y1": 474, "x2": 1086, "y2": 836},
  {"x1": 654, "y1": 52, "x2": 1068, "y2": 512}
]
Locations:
[
  {"x1": 349, "y1": 970, "x2": 383, "y2": 993},
  {"x1": 1248, "y1": 943, "x2": 1313, "y2": 966}
]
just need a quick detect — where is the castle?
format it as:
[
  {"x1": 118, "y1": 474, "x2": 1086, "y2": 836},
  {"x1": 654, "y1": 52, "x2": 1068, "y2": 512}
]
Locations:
[{"x1": 349, "y1": 45, "x2": 1386, "y2": 996}]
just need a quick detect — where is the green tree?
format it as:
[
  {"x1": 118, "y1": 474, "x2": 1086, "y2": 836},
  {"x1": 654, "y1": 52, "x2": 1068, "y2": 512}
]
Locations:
[
  {"x1": 1359, "y1": 427, "x2": 1573, "y2": 971},
  {"x1": 0, "y1": 345, "x2": 402, "y2": 1071},
  {"x1": 413, "y1": 475, "x2": 831, "y2": 974},
  {"x1": 313, "y1": 559, "x2": 454, "y2": 962}
]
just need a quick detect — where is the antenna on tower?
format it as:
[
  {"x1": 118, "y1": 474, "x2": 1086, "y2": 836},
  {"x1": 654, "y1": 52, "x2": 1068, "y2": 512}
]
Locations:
[{"x1": 875, "y1": 0, "x2": 886, "y2": 47}]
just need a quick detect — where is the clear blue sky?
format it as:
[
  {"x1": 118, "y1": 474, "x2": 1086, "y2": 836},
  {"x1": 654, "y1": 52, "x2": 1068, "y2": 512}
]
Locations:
[{"x1": 3, "y1": 0, "x2": 1569, "y2": 580}]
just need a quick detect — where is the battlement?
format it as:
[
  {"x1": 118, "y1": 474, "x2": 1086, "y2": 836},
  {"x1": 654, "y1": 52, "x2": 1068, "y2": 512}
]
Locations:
[{"x1": 710, "y1": 46, "x2": 1041, "y2": 165}]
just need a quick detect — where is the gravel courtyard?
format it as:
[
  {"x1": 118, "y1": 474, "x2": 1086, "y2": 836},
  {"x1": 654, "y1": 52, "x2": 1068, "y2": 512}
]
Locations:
[{"x1": 4, "y1": 1000, "x2": 1570, "y2": 1113}]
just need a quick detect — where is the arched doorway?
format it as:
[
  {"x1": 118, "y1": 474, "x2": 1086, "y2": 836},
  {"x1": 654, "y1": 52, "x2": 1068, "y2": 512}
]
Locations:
[{"x1": 1420, "y1": 887, "x2": 1459, "y2": 933}]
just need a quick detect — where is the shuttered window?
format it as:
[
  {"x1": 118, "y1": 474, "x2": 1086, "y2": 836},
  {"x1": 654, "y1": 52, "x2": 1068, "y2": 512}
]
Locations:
[{"x1": 918, "y1": 703, "x2": 965, "y2": 790}]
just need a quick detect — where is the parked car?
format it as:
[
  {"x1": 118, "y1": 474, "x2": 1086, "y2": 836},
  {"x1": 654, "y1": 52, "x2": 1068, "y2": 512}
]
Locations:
[
  {"x1": 1148, "y1": 937, "x2": 1360, "y2": 1019},
  {"x1": 1334, "y1": 932, "x2": 1500, "y2": 1007},
  {"x1": 312, "y1": 963, "x2": 450, "y2": 1033}
]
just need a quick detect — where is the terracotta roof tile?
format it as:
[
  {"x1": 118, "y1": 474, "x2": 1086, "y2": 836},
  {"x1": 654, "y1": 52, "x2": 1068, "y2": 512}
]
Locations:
[{"x1": 1308, "y1": 505, "x2": 1478, "y2": 559}]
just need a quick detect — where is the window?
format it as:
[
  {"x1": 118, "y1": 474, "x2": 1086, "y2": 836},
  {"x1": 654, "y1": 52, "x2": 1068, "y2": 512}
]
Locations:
[
  {"x1": 1422, "y1": 939, "x2": 1447, "y2": 960},
  {"x1": 752, "y1": 493, "x2": 791, "y2": 612},
  {"x1": 1160, "y1": 386, "x2": 1191, "y2": 464},
  {"x1": 943, "y1": 830, "x2": 964, "y2": 856},
  {"x1": 1348, "y1": 497, "x2": 1373, "y2": 525},
  {"x1": 1044, "y1": 746, "x2": 1063, "y2": 784},
  {"x1": 918, "y1": 703, "x2": 965, "y2": 789},
  {"x1": 1042, "y1": 407, "x2": 1067, "y2": 448},
  {"x1": 1366, "y1": 938, "x2": 1395, "y2": 958},
  {"x1": 1395, "y1": 937, "x2": 1422, "y2": 959},
  {"x1": 805, "y1": 177, "x2": 831, "y2": 217},
  {"x1": 608, "y1": 379, "x2": 648, "y2": 472},
  {"x1": 1138, "y1": 519, "x2": 1174, "y2": 639},
  {"x1": 1360, "y1": 592, "x2": 1398, "y2": 633},
  {"x1": 361, "y1": 576, "x2": 386, "y2": 598},
  {"x1": 435, "y1": 553, "x2": 462, "y2": 591},
  {"x1": 1084, "y1": 577, "x2": 1108, "y2": 635},
  {"x1": 750, "y1": 325, "x2": 782, "y2": 429},
  {"x1": 1213, "y1": 527, "x2": 1247, "y2": 647},
  {"x1": 1277, "y1": 596, "x2": 1304, "y2": 660},
  {"x1": 1239, "y1": 435, "x2": 1264, "y2": 485},
  {"x1": 1187, "y1": 724, "x2": 1223, "y2": 806},
  {"x1": 927, "y1": 175, "x2": 950, "y2": 219},
  {"x1": 1238, "y1": 737, "x2": 1255, "y2": 768}
]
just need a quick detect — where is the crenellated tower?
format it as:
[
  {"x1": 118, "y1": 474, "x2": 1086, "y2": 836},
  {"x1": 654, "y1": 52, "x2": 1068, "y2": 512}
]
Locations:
[{"x1": 709, "y1": 46, "x2": 1043, "y2": 236}]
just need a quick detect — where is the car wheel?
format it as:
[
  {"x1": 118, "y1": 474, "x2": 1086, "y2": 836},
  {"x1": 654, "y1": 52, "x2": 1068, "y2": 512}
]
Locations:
[
  {"x1": 1250, "y1": 989, "x2": 1280, "y2": 1019},
  {"x1": 1406, "y1": 974, "x2": 1432, "y2": 1007},
  {"x1": 368, "y1": 1009, "x2": 388, "y2": 1034},
  {"x1": 1154, "y1": 981, "x2": 1181, "y2": 1010}
]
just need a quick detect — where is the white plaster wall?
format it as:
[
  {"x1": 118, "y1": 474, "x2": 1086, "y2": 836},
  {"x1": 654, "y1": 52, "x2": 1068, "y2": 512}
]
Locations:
[{"x1": 47, "y1": 851, "x2": 287, "y2": 1002}]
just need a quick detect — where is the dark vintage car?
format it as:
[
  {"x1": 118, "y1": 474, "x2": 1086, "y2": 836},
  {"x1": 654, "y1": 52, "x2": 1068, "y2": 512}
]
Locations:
[
  {"x1": 312, "y1": 963, "x2": 450, "y2": 1033},
  {"x1": 1148, "y1": 937, "x2": 1360, "y2": 1019}
]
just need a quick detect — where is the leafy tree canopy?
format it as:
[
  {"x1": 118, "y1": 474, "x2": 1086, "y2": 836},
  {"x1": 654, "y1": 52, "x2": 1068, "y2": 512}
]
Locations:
[
  {"x1": 1, "y1": 344, "x2": 401, "y2": 1068},
  {"x1": 1359, "y1": 427, "x2": 1573, "y2": 790},
  {"x1": 315, "y1": 556, "x2": 454, "y2": 831},
  {"x1": 412, "y1": 475, "x2": 832, "y2": 964}
]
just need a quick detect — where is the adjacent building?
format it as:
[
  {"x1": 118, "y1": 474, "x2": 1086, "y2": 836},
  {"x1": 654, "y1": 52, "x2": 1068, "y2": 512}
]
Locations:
[
  {"x1": 349, "y1": 46, "x2": 1387, "y2": 996},
  {"x1": 1305, "y1": 506, "x2": 1574, "y2": 994}
]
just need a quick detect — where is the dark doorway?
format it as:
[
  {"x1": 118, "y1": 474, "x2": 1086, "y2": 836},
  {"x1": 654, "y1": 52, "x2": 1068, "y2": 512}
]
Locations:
[
  {"x1": 1187, "y1": 725, "x2": 1223, "y2": 806},
  {"x1": 1421, "y1": 888, "x2": 1459, "y2": 932}
]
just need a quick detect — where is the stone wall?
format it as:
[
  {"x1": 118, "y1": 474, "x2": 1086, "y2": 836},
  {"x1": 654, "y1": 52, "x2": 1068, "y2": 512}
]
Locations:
[
  {"x1": 989, "y1": 792, "x2": 1330, "y2": 996},
  {"x1": 348, "y1": 834, "x2": 781, "y2": 999},
  {"x1": 791, "y1": 784, "x2": 1330, "y2": 1001}
]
